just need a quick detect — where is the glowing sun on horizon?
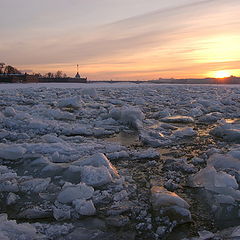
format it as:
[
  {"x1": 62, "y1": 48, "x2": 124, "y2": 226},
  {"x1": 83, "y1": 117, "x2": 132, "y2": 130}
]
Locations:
[{"x1": 214, "y1": 70, "x2": 231, "y2": 78}]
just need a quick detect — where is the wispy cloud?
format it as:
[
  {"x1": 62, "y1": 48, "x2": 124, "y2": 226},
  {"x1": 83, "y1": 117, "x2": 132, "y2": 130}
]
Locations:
[{"x1": 2, "y1": 0, "x2": 240, "y2": 79}]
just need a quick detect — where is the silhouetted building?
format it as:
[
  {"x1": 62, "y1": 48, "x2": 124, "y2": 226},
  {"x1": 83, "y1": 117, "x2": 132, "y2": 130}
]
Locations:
[
  {"x1": 75, "y1": 72, "x2": 81, "y2": 78},
  {"x1": 0, "y1": 74, "x2": 38, "y2": 83},
  {"x1": 73, "y1": 64, "x2": 87, "y2": 82},
  {"x1": 39, "y1": 65, "x2": 87, "y2": 83},
  {"x1": 0, "y1": 64, "x2": 88, "y2": 83}
]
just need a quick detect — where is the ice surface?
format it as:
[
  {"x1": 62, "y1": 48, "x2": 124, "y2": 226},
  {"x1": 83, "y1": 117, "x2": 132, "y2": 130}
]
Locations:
[
  {"x1": 198, "y1": 112, "x2": 222, "y2": 123},
  {"x1": 210, "y1": 123, "x2": 240, "y2": 142},
  {"x1": 0, "y1": 83, "x2": 240, "y2": 239},
  {"x1": 191, "y1": 166, "x2": 240, "y2": 200},
  {"x1": 173, "y1": 127, "x2": 197, "y2": 138},
  {"x1": 6, "y1": 193, "x2": 19, "y2": 205},
  {"x1": 151, "y1": 186, "x2": 190, "y2": 209},
  {"x1": 0, "y1": 144, "x2": 27, "y2": 160},
  {"x1": 73, "y1": 153, "x2": 119, "y2": 178},
  {"x1": 19, "y1": 177, "x2": 51, "y2": 193},
  {"x1": 110, "y1": 107, "x2": 144, "y2": 129},
  {"x1": 140, "y1": 130, "x2": 171, "y2": 147},
  {"x1": 80, "y1": 166, "x2": 113, "y2": 187},
  {"x1": 0, "y1": 214, "x2": 44, "y2": 239},
  {"x1": 151, "y1": 186, "x2": 191, "y2": 224},
  {"x1": 198, "y1": 230, "x2": 215, "y2": 239},
  {"x1": 208, "y1": 153, "x2": 240, "y2": 171},
  {"x1": 53, "y1": 206, "x2": 71, "y2": 221},
  {"x1": 57, "y1": 183, "x2": 94, "y2": 204},
  {"x1": 161, "y1": 115, "x2": 194, "y2": 124},
  {"x1": 73, "y1": 199, "x2": 96, "y2": 216},
  {"x1": 57, "y1": 96, "x2": 81, "y2": 109},
  {"x1": 81, "y1": 88, "x2": 97, "y2": 98},
  {"x1": 18, "y1": 207, "x2": 52, "y2": 220},
  {"x1": 4, "y1": 107, "x2": 16, "y2": 117},
  {"x1": 44, "y1": 109, "x2": 75, "y2": 121}
]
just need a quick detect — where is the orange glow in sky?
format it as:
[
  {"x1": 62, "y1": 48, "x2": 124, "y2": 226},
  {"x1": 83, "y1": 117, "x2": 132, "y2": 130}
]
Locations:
[
  {"x1": 1, "y1": 0, "x2": 240, "y2": 80},
  {"x1": 214, "y1": 70, "x2": 231, "y2": 78}
]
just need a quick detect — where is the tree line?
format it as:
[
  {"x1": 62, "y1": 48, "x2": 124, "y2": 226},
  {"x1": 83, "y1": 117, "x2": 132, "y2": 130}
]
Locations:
[
  {"x1": 41, "y1": 71, "x2": 68, "y2": 78},
  {"x1": 0, "y1": 63, "x2": 68, "y2": 78},
  {"x1": 0, "y1": 63, "x2": 22, "y2": 74}
]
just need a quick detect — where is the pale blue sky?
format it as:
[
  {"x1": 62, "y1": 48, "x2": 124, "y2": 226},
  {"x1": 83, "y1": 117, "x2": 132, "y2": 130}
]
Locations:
[{"x1": 1, "y1": 0, "x2": 240, "y2": 79}]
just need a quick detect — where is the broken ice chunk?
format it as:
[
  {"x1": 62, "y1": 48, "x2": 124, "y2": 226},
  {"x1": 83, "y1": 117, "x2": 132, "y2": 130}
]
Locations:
[
  {"x1": 81, "y1": 166, "x2": 113, "y2": 187},
  {"x1": 151, "y1": 186, "x2": 189, "y2": 209},
  {"x1": 161, "y1": 115, "x2": 194, "y2": 124},
  {"x1": 57, "y1": 183, "x2": 94, "y2": 204},
  {"x1": 73, "y1": 199, "x2": 96, "y2": 216},
  {"x1": 74, "y1": 153, "x2": 119, "y2": 178},
  {"x1": 151, "y1": 186, "x2": 191, "y2": 224},
  {"x1": 191, "y1": 166, "x2": 240, "y2": 200},
  {"x1": 57, "y1": 96, "x2": 81, "y2": 109},
  {"x1": 0, "y1": 144, "x2": 27, "y2": 160}
]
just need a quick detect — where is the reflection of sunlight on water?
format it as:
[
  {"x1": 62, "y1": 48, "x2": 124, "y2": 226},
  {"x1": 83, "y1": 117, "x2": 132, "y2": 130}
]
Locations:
[
  {"x1": 198, "y1": 128, "x2": 210, "y2": 137},
  {"x1": 151, "y1": 186, "x2": 177, "y2": 197},
  {"x1": 225, "y1": 118, "x2": 240, "y2": 124},
  {"x1": 150, "y1": 122, "x2": 193, "y2": 130},
  {"x1": 149, "y1": 123, "x2": 161, "y2": 129}
]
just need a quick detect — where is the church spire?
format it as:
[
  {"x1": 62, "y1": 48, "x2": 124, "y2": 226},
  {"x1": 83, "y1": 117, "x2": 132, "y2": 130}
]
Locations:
[{"x1": 75, "y1": 64, "x2": 80, "y2": 78}]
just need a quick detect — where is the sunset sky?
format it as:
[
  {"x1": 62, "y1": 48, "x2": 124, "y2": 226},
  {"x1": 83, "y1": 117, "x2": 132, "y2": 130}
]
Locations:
[{"x1": 1, "y1": 0, "x2": 240, "y2": 80}]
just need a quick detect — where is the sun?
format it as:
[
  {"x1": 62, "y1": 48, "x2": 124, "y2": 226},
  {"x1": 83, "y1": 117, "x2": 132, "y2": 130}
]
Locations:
[{"x1": 214, "y1": 70, "x2": 231, "y2": 78}]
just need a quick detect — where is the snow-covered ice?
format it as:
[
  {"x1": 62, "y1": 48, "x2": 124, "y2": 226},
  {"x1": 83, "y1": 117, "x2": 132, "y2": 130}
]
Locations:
[{"x1": 1, "y1": 82, "x2": 240, "y2": 239}]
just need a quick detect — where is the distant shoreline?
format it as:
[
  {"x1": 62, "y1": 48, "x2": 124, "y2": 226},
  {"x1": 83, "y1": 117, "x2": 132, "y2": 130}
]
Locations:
[{"x1": 1, "y1": 74, "x2": 240, "y2": 85}]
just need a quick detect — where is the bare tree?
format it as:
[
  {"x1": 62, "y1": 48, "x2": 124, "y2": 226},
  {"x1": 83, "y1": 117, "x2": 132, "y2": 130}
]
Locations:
[
  {"x1": 4, "y1": 65, "x2": 21, "y2": 74},
  {"x1": 45, "y1": 72, "x2": 54, "y2": 78},
  {"x1": 33, "y1": 73, "x2": 42, "y2": 77},
  {"x1": 0, "y1": 63, "x2": 5, "y2": 74},
  {"x1": 44, "y1": 71, "x2": 67, "y2": 78},
  {"x1": 55, "y1": 71, "x2": 63, "y2": 78}
]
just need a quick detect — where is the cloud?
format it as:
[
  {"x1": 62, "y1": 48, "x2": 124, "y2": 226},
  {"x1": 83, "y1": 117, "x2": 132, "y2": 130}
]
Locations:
[
  {"x1": 2, "y1": 0, "x2": 240, "y2": 79},
  {"x1": 4, "y1": 1, "x2": 213, "y2": 63}
]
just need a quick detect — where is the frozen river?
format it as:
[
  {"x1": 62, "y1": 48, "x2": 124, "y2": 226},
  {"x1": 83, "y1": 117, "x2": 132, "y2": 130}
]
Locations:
[
  {"x1": 0, "y1": 83, "x2": 240, "y2": 239},
  {"x1": 1, "y1": 82, "x2": 240, "y2": 89}
]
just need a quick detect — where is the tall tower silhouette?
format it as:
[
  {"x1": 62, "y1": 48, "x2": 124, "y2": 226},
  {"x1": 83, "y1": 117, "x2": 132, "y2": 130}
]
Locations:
[{"x1": 75, "y1": 64, "x2": 80, "y2": 78}]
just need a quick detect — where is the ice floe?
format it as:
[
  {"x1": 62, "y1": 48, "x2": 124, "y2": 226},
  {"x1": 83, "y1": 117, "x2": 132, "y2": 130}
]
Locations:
[{"x1": 0, "y1": 83, "x2": 240, "y2": 239}]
